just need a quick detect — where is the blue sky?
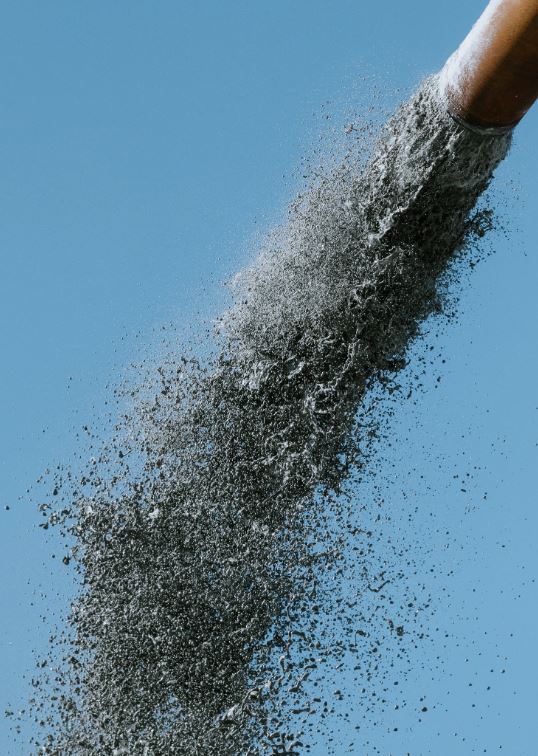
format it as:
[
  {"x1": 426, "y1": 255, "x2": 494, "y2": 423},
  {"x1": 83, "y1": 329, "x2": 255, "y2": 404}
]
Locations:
[{"x1": 1, "y1": 1, "x2": 536, "y2": 753}]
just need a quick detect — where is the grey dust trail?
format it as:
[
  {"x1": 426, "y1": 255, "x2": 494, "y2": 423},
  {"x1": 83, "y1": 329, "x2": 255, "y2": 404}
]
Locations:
[{"x1": 29, "y1": 78, "x2": 509, "y2": 755}]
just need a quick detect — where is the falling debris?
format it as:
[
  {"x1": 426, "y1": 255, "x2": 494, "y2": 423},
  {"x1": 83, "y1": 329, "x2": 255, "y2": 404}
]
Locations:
[{"x1": 28, "y1": 77, "x2": 509, "y2": 754}]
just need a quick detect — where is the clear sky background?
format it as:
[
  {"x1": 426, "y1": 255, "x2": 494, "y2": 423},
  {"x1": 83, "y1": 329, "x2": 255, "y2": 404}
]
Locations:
[{"x1": 0, "y1": 1, "x2": 537, "y2": 753}]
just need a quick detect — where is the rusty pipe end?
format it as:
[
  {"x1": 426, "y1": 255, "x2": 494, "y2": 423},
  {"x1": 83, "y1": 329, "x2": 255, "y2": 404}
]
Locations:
[{"x1": 439, "y1": 0, "x2": 538, "y2": 133}]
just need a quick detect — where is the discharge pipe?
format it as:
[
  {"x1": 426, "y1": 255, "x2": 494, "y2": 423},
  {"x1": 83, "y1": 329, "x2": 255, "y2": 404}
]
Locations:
[{"x1": 439, "y1": 0, "x2": 538, "y2": 132}]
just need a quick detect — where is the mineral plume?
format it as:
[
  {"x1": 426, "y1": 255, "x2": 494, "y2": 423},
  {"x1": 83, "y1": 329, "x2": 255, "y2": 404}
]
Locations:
[{"x1": 32, "y1": 77, "x2": 510, "y2": 754}]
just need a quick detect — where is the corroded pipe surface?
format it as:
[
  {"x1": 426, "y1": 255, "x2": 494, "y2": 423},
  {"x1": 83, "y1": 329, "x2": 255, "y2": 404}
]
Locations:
[{"x1": 440, "y1": 0, "x2": 538, "y2": 131}]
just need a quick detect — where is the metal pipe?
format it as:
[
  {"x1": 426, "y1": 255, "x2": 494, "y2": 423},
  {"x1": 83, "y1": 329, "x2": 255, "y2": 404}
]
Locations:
[{"x1": 439, "y1": 0, "x2": 538, "y2": 132}]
